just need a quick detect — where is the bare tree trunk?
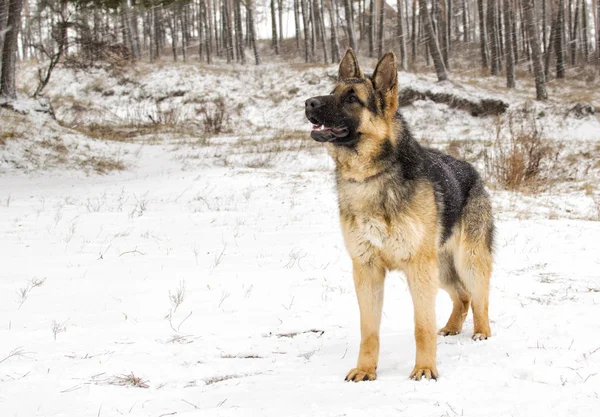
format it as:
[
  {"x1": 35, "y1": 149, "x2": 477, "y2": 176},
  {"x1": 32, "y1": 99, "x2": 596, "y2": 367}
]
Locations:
[
  {"x1": 397, "y1": 0, "x2": 408, "y2": 69},
  {"x1": 154, "y1": 3, "x2": 163, "y2": 60},
  {"x1": 581, "y1": 0, "x2": 589, "y2": 63},
  {"x1": 271, "y1": 0, "x2": 279, "y2": 54},
  {"x1": 0, "y1": 0, "x2": 23, "y2": 99},
  {"x1": 294, "y1": 0, "x2": 301, "y2": 48},
  {"x1": 511, "y1": 1, "x2": 518, "y2": 63},
  {"x1": 197, "y1": 0, "x2": 203, "y2": 61},
  {"x1": 226, "y1": 0, "x2": 235, "y2": 61},
  {"x1": 327, "y1": 0, "x2": 341, "y2": 62},
  {"x1": 0, "y1": 0, "x2": 9, "y2": 69},
  {"x1": 343, "y1": 0, "x2": 358, "y2": 51},
  {"x1": 478, "y1": 0, "x2": 489, "y2": 68},
  {"x1": 369, "y1": 0, "x2": 375, "y2": 56},
  {"x1": 378, "y1": 0, "x2": 384, "y2": 56},
  {"x1": 168, "y1": 11, "x2": 178, "y2": 61},
  {"x1": 235, "y1": 0, "x2": 245, "y2": 64},
  {"x1": 597, "y1": 0, "x2": 600, "y2": 71},
  {"x1": 278, "y1": 0, "x2": 284, "y2": 43},
  {"x1": 247, "y1": 0, "x2": 260, "y2": 64},
  {"x1": 544, "y1": 14, "x2": 557, "y2": 78},
  {"x1": 504, "y1": 0, "x2": 516, "y2": 87},
  {"x1": 179, "y1": 4, "x2": 188, "y2": 62},
  {"x1": 463, "y1": 0, "x2": 469, "y2": 42},
  {"x1": 440, "y1": 0, "x2": 450, "y2": 69},
  {"x1": 556, "y1": 0, "x2": 566, "y2": 77},
  {"x1": 207, "y1": 0, "x2": 214, "y2": 61},
  {"x1": 301, "y1": 0, "x2": 312, "y2": 62},
  {"x1": 488, "y1": 0, "x2": 501, "y2": 74},
  {"x1": 419, "y1": 0, "x2": 449, "y2": 80},
  {"x1": 309, "y1": 0, "x2": 317, "y2": 57},
  {"x1": 411, "y1": 0, "x2": 417, "y2": 62},
  {"x1": 524, "y1": 0, "x2": 548, "y2": 99},
  {"x1": 130, "y1": 3, "x2": 141, "y2": 59},
  {"x1": 571, "y1": 0, "x2": 580, "y2": 65},
  {"x1": 314, "y1": 0, "x2": 329, "y2": 62},
  {"x1": 122, "y1": 0, "x2": 135, "y2": 59},
  {"x1": 542, "y1": 0, "x2": 547, "y2": 52}
]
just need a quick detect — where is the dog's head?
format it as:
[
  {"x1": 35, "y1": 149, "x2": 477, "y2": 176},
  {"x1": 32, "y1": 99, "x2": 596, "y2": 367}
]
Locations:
[{"x1": 305, "y1": 49, "x2": 399, "y2": 147}]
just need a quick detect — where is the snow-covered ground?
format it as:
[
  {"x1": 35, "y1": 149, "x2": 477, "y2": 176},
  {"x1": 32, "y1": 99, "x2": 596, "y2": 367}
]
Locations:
[{"x1": 1, "y1": 61, "x2": 600, "y2": 416}]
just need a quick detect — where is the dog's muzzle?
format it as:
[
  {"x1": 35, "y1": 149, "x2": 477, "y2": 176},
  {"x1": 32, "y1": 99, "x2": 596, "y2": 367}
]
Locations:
[{"x1": 305, "y1": 97, "x2": 349, "y2": 142}]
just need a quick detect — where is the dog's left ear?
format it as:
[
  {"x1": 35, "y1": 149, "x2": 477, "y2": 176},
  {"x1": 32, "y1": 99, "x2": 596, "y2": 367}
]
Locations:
[
  {"x1": 372, "y1": 52, "x2": 398, "y2": 112},
  {"x1": 338, "y1": 49, "x2": 364, "y2": 81}
]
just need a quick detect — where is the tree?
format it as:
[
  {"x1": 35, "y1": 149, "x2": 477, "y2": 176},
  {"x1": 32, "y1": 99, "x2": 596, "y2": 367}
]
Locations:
[
  {"x1": 301, "y1": 0, "x2": 311, "y2": 62},
  {"x1": 0, "y1": 0, "x2": 10, "y2": 70},
  {"x1": 581, "y1": 0, "x2": 589, "y2": 62},
  {"x1": 270, "y1": 0, "x2": 279, "y2": 54},
  {"x1": 523, "y1": 0, "x2": 548, "y2": 99},
  {"x1": 0, "y1": 0, "x2": 24, "y2": 100},
  {"x1": 597, "y1": 0, "x2": 600, "y2": 71},
  {"x1": 377, "y1": 0, "x2": 384, "y2": 57},
  {"x1": 397, "y1": 0, "x2": 407, "y2": 70},
  {"x1": 477, "y1": 0, "x2": 488, "y2": 68},
  {"x1": 343, "y1": 0, "x2": 357, "y2": 51},
  {"x1": 327, "y1": 0, "x2": 341, "y2": 62},
  {"x1": 503, "y1": 0, "x2": 516, "y2": 88},
  {"x1": 487, "y1": 0, "x2": 501, "y2": 75},
  {"x1": 419, "y1": 0, "x2": 448, "y2": 81},
  {"x1": 246, "y1": 0, "x2": 261, "y2": 64},
  {"x1": 369, "y1": 0, "x2": 375, "y2": 56},
  {"x1": 293, "y1": 0, "x2": 301, "y2": 48},
  {"x1": 556, "y1": 0, "x2": 566, "y2": 78}
]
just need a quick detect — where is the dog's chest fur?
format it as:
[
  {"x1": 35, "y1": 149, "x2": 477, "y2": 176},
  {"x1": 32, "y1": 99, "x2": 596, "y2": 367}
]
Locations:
[{"x1": 337, "y1": 177, "x2": 433, "y2": 269}]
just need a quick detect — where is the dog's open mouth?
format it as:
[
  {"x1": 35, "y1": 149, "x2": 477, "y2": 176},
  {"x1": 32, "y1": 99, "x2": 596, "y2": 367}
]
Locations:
[{"x1": 310, "y1": 125, "x2": 349, "y2": 142}]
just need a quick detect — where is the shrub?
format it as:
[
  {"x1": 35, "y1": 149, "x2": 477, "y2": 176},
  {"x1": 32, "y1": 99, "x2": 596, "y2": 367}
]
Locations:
[{"x1": 485, "y1": 114, "x2": 560, "y2": 190}]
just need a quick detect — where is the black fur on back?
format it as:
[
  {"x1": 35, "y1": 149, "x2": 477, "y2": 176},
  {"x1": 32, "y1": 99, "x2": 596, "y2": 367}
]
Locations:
[{"x1": 385, "y1": 113, "x2": 483, "y2": 244}]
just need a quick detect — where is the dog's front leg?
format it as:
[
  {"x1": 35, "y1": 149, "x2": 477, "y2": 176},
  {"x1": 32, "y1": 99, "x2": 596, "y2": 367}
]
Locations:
[
  {"x1": 345, "y1": 259, "x2": 386, "y2": 382},
  {"x1": 406, "y1": 257, "x2": 439, "y2": 380}
]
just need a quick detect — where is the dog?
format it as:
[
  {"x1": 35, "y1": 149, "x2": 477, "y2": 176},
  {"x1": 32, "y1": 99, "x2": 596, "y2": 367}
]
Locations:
[{"x1": 304, "y1": 49, "x2": 494, "y2": 382}]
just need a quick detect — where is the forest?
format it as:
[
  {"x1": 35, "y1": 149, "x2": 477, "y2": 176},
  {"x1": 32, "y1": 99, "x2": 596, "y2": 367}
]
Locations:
[{"x1": 1, "y1": 0, "x2": 600, "y2": 101}]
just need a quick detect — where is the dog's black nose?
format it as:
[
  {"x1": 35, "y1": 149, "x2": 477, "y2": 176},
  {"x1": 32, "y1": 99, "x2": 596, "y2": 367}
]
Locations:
[{"x1": 305, "y1": 98, "x2": 323, "y2": 109}]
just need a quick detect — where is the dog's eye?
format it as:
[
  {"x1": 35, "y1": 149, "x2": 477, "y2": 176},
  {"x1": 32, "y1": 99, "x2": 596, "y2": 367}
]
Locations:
[{"x1": 347, "y1": 95, "x2": 358, "y2": 104}]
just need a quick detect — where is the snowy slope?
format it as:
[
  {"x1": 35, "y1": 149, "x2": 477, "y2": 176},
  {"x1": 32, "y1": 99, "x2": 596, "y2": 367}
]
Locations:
[{"x1": 1, "y1": 61, "x2": 599, "y2": 416}]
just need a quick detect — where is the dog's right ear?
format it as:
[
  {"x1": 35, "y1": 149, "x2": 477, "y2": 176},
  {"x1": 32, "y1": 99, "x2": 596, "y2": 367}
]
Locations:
[{"x1": 338, "y1": 49, "x2": 364, "y2": 81}]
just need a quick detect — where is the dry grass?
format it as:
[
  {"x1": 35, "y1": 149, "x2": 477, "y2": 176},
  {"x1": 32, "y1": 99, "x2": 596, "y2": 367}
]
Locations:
[
  {"x1": 445, "y1": 138, "x2": 485, "y2": 163},
  {"x1": 485, "y1": 114, "x2": 562, "y2": 191},
  {"x1": 109, "y1": 372, "x2": 149, "y2": 388},
  {"x1": 196, "y1": 96, "x2": 228, "y2": 135},
  {"x1": 79, "y1": 155, "x2": 126, "y2": 174}
]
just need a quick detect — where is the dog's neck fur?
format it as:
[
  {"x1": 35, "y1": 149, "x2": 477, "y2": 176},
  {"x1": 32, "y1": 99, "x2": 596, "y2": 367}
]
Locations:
[{"x1": 327, "y1": 115, "x2": 409, "y2": 183}]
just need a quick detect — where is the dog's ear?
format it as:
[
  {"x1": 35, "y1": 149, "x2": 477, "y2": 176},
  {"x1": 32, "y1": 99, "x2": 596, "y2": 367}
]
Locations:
[
  {"x1": 338, "y1": 49, "x2": 364, "y2": 81},
  {"x1": 372, "y1": 51, "x2": 398, "y2": 112},
  {"x1": 372, "y1": 51, "x2": 398, "y2": 93}
]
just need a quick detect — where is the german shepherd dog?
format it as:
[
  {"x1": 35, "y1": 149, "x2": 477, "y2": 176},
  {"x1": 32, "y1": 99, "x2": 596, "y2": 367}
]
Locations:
[{"x1": 304, "y1": 50, "x2": 494, "y2": 382}]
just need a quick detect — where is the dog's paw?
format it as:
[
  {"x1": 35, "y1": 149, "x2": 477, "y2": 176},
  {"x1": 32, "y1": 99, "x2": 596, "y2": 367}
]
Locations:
[
  {"x1": 472, "y1": 332, "x2": 491, "y2": 341},
  {"x1": 345, "y1": 367, "x2": 376, "y2": 382},
  {"x1": 409, "y1": 366, "x2": 439, "y2": 381},
  {"x1": 438, "y1": 327, "x2": 460, "y2": 336}
]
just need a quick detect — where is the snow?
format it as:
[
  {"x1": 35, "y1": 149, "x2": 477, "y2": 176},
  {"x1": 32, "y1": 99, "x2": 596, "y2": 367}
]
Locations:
[{"x1": 1, "y1": 60, "x2": 600, "y2": 416}]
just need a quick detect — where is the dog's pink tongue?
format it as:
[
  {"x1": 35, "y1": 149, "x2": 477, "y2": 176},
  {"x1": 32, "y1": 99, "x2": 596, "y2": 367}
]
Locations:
[{"x1": 312, "y1": 125, "x2": 333, "y2": 133}]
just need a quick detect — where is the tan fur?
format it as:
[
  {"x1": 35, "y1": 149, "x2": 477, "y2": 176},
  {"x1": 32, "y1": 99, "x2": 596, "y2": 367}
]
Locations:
[{"x1": 329, "y1": 51, "x2": 493, "y2": 382}]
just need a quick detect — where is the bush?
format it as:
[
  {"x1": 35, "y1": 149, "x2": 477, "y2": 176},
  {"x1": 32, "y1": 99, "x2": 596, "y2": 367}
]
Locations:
[
  {"x1": 197, "y1": 96, "x2": 228, "y2": 135},
  {"x1": 485, "y1": 114, "x2": 561, "y2": 190}
]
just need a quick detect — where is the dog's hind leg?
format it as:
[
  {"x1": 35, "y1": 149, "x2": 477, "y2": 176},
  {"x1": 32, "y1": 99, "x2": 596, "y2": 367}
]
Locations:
[
  {"x1": 345, "y1": 259, "x2": 386, "y2": 382},
  {"x1": 438, "y1": 254, "x2": 471, "y2": 336},
  {"x1": 455, "y1": 241, "x2": 492, "y2": 340},
  {"x1": 455, "y1": 187, "x2": 494, "y2": 341}
]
